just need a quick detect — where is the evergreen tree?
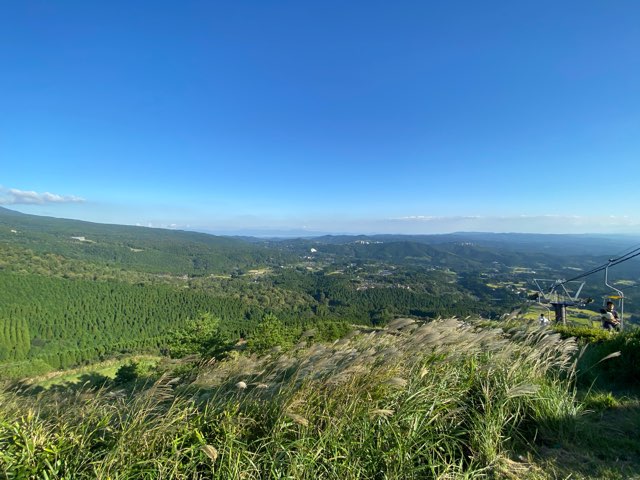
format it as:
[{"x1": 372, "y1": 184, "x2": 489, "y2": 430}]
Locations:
[
  {"x1": 166, "y1": 312, "x2": 229, "y2": 359},
  {"x1": 246, "y1": 314, "x2": 295, "y2": 354}
]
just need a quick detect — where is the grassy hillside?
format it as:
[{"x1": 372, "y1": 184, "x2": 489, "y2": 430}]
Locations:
[
  {"x1": 0, "y1": 320, "x2": 582, "y2": 478},
  {"x1": 1, "y1": 319, "x2": 638, "y2": 479}
]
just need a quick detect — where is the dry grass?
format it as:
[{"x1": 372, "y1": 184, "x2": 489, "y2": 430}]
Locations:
[{"x1": 0, "y1": 318, "x2": 599, "y2": 479}]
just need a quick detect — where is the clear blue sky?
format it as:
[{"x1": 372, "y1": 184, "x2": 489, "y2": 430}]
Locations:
[{"x1": 1, "y1": 1, "x2": 639, "y2": 235}]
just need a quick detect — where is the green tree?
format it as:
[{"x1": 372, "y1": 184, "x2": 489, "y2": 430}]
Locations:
[
  {"x1": 166, "y1": 312, "x2": 229, "y2": 359},
  {"x1": 113, "y1": 362, "x2": 140, "y2": 385},
  {"x1": 246, "y1": 314, "x2": 294, "y2": 355}
]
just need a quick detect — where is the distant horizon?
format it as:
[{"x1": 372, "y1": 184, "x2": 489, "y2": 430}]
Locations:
[{"x1": 3, "y1": 205, "x2": 640, "y2": 239}]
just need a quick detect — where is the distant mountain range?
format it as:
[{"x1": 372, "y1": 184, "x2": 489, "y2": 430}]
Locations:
[{"x1": 285, "y1": 232, "x2": 640, "y2": 256}]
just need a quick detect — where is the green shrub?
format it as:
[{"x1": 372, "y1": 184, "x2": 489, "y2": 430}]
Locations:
[
  {"x1": 583, "y1": 391, "x2": 620, "y2": 411},
  {"x1": 166, "y1": 312, "x2": 230, "y2": 359},
  {"x1": 113, "y1": 359, "x2": 159, "y2": 385},
  {"x1": 246, "y1": 313, "x2": 296, "y2": 354},
  {"x1": 553, "y1": 325, "x2": 612, "y2": 344},
  {"x1": 0, "y1": 358, "x2": 53, "y2": 379}
]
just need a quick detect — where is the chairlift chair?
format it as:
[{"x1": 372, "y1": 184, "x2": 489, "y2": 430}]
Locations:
[{"x1": 604, "y1": 261, "x2": 624, "y2": 329}]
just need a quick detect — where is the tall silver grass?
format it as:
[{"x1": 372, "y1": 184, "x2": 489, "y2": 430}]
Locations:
[{"x1": 0, "y1": 318, "x2": 580, "y2": 479}]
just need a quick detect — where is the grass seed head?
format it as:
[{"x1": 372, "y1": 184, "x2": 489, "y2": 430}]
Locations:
[
  {"x1": 369, "y1": 408, "x2": 395, "y2": 417},
  {"x1": 384, "y1": 377, "x2": 408, "y2": 389},
  {"x1": 201, "y1": 444, "x2": 218, "y2": 463},
  {"x1": 286, "y1": 412, "x2": 309, "y2": 427}
]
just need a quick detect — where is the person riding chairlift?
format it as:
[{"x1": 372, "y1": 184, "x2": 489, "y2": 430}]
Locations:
[{"x1": 601, "y1": 301, "x2": 620, "y2": 331}]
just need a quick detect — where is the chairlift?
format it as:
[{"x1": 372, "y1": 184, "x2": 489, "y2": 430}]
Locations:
[
  {"x1": 603, "y1": 261, "x2": 624, "y2": 330},
  {"x1": 530, "y1": 244, "x2": 638, "y2": 330}
]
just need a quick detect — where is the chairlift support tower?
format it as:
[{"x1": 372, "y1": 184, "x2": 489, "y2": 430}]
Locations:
[{"x1": 533, "y1": 278, "x2": 586, "y2": 325}]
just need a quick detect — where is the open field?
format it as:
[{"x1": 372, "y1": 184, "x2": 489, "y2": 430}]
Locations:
[{"x1": 24, "y1": 355, "x2": 161, "y2": 389}]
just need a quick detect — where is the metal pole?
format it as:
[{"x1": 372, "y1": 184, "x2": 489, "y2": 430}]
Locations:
[{"x1": 551, "y1": 303, "x2": 567, "y2": 325}]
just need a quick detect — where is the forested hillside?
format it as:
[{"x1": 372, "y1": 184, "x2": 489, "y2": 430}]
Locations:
[
  {"x1": 0, "y1": 207, "x2": 288, "y2": 274},
  {"x1": 0, "y1": 270, "x2": 255, "y2": 366},
  {"x1": 0, "y1": 245, "x2": 510, "y2": 375}
]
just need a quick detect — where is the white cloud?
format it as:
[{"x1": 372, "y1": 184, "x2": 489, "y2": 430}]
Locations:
[{"x1": 0, "y1": 187, "x2": 84, "y2": 205}]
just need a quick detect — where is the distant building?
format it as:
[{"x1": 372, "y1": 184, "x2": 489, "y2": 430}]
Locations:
[{"x1": 70, "y1": 236, "x2": 94, "y2": 243}]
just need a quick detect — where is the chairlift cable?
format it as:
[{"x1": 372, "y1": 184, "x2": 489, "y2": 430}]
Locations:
[
  {"x1": 610, "y1": 241, "x2": 640, "y2": 259},
  {"x1": 551, "y1": 264, "x2": 608, "y2": 288},
  {"x1": 609, "y1": 249, "x2": 640, "y2": 267},
  {"x1": 550, "y1": 246, "x2": 640, "y2": 289}
]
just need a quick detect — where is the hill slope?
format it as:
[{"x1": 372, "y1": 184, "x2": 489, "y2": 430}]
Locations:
[{"x1": 0, "y1": 207, "x2": 288, "y2": 274}]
